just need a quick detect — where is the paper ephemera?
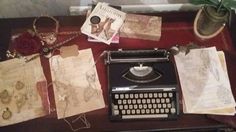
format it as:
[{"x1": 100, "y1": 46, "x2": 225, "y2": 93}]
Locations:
[
  {"x1": 81, "y1": 2, "x2": 126, "y2": 44},
  {"x1": 0, "y1": 55, "x2": 48, "y2": 126},
  {"x1": 86, "y1": 9, "x2": 120, "y2": 44},
  {"x1": 49, "y1": 48, "x2": 105, "y2": 119},
  {"x1": 175, "y1": 47, "x2": 236, "y2": 115}
]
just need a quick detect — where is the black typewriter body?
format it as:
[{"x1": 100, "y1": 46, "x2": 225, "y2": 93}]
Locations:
[{"x1": 106, "y1": 49, "x2": 179, "y2": 121}]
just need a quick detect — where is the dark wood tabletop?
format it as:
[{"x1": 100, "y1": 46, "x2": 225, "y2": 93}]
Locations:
[{"x1": 0, "y1": 11, "x2": 236, "y2": 132}]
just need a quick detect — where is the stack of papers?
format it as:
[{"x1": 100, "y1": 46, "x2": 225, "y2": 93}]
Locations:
[{"x1": 174, "y1": 47, "x2": 236, "y2": 115}]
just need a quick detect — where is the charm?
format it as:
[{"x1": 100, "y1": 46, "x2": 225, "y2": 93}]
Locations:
[
  {"x1": 2, "y1": 108, "x2": 12, "y2": 120},
  {"x1": 39, "y1": 33, "x2": 57, "y2": 45},
  {"x1": 170, "y1": 43, "x2": 204, "y2": 55},
  {"x1": 169, "y1": 46, "x2": 180, "y2": 55},
  {"x1": 33, "y1": 16, "x2": 59, "y2": 45},
  {"x1": 0, "y1": 90, "x2": 11, "y2": 104},
  {"x1": 15, "y1": 94, "x2": 27, "y2": 113},
  {"x1": 15, "y1": 81, "x2": 25, "y2": 90},
  {"x1": 58, "y1": 94, "x2": 67, "y2": 101}
]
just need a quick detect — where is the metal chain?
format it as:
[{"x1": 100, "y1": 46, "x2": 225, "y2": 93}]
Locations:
[{"x1": 25, "y1": 32, "x2": 80, "y2": 63}]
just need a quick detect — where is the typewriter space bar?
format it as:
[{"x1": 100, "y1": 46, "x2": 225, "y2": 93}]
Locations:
[{"x1": 122, "y1": 114, "x2": 168, "y2": 119}]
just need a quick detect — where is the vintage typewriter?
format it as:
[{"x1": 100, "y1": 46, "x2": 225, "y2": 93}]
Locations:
[{"x1": 106, "y1": 49, "x2": 179, "y2": 120}]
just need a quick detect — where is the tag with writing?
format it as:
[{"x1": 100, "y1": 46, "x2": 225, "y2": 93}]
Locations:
[{"x1": 60, "y1": 45, "x2": 79, "y2": 58}]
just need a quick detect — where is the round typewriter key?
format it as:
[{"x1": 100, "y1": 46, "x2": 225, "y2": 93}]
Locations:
[
  {"x1": 151, "y1": 99, "x2": 155, "y2": 103},
  {"x1": 114, "y1": 94, "x2": 119, "y2": 99},
  {"x1": 127, "y1": 110, "x2": 131, "y2": 114},
  {"x1": 163, "y1": 104, "x2": 167, "y2": 108},
  {"x1": 153, "y1": 104, "x2": 157, "y2": 108},
  {"x1": 167, "y1": 103, "x2": 172, "y2": 108},
  {"x1": 166, "y1": 98, "x2": 170, "y2": 103},
  {"x1": 148, "y1": 104, "x2": 152, "y2": 109},
  {"x1": 136, "y1": 109, "x2": 140, "y2": 114},
  {"x1": 119, "y1": 105, "x2": 123, "y2": 109},
  {"x1": 123, "y1": 100, "x2": 127, "y2": 104},
  {"x1": 165, "y1": 108, "x2": 170, "y2": 113},
  {"x1": 141, "y1": 109, "x2": 145, "y2": 114},
  {"x1": 163, "y1": 93, "x2": 167, "y2": 98},
  {"x1": 160, "y1": 109, "x2": 165, "y2": 113},
  {"x1": 124, "y1": 105, "x2": 128, "y2": 109},
  {"x1": 131, "y1": 110, "x2": 136, "y2": 114},
  {"x1": 113, "y1": 110, "x2": 119, "y2": 115},
  {"x1": 168, "y1": 93, "x2": 173, "y2": 97},
  {"x1": 90, "y1": 16, "x2": 101, "y2": 24},
  {"x1": 120, "y1": 94, "x2": 124, "y2": 99},
  {"x1": 122, "y1": 110, "x2": 126, "y2": 114},
  {"x1": 151, "y1": 109, "x2": 155, "y2": 114},
  {"x1": 171, "y1": 108, "x2": 176, "y2": 114}
]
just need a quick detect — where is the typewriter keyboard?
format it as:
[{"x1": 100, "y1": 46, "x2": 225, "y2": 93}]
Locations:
[{"x1": 110, "y1": 91, "x2": 179, "y2": 120}]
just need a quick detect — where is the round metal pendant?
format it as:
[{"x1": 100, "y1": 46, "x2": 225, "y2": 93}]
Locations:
[
  {"x1": 40, "y1": 33, "x2": 57, "y2": 45},
  {"x1": 15, "y1": 81, "x2": 25, "y2": 90},
  {"x1": 2, "y1": 108, "x2": 12, "y2": 120},
  {"x1": 0, "y1": 90, "x2": 11, "y2": 104}
]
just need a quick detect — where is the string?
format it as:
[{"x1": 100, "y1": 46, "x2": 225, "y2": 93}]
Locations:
[
  {"x1": 63, "y1": 98, "x2": 91, "y2": 132},
  {"x1": 46, "y1": 81, "x2": 91, "y2": 131},
  {"x1": 88, "y1": 50, "x2": 107, "y2": 70}
]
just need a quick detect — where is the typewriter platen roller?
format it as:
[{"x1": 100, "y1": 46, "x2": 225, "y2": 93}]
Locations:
[
  {"x1": 106, "y1": 48, "x2": 169, "y2": 63},
  {"x1": 106, "y1": 49, "x2": 180, "y2": 121}
]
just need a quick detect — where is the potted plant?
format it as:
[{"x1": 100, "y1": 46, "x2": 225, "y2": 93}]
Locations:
[{"x1": 189, "y1": 0, "x2": 236, "y2": 39}]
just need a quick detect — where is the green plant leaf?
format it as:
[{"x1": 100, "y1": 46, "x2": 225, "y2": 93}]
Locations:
[
  {"x1": 189, "y1": 0, "x2": 207, "y2": 5},
  {"x1": 223, "y1": 0, "x2": 236, "y2": 9},
  {"x1": 189, "y1": 0, "x2": 219, "y2": 5}
]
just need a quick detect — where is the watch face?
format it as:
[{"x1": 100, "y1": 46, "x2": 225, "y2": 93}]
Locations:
[{"x1": 90, "y1": 16, "x2": 101, "y2": 24}]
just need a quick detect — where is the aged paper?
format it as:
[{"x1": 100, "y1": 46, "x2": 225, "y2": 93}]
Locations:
[
  {"x1": 49, "y1": 48, "x2": 105, "y2": 119},
  {"x1": 175, "y1": 47, "x2": 236, "y2": 115},
  {"x1": 0, "y1": 55, "x2": 48, "y2": 126}
]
